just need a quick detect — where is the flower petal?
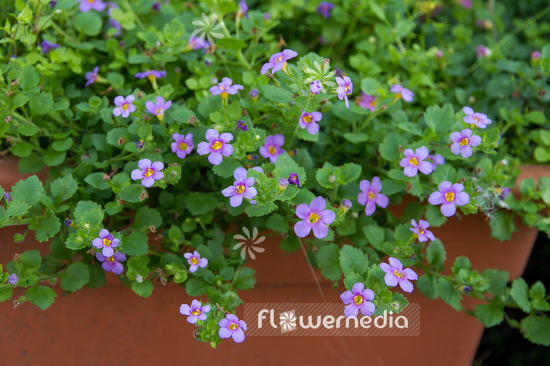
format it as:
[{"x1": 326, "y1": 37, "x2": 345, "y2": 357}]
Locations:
[
  {"x1": 441, "y1": 202, "x2": 457, "y2": 217},
  {"x1": 294, "y1": 220, "x2": 311, "y2": 237},
  {"x1": 351, "y1": 282, "x2": 365, "y2": 294},
  {"x1": 340, "y1": 290, "x2": 353, "y2": 304},
  {"x1": 295, "y1": 203, "x2": 311, "y2": 219},
  {"x1": 399, "y1": 279, "x2": 414, "y2": 293},
  {"x1": 312, "y1": 222, "x2": 329, "y2": 239},
  {"x1": 310, "y1": 196, "x2": 326, "y2": 212}
]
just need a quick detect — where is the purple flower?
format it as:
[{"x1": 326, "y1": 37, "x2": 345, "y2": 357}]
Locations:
[
  {"x1": 460, "y1": 0, "x2": 472, "y2": 9},
  {"x1": 427, "y1": 154, "x2": 445, "y2": 170},
  {"x1": 180, "y1": 300, "x2": 211, "y2": 324},
  {"x1": 222, "y1": 167, "x2": 257, "y2": 207},
  {"x1": 340, "y1": 282, "x2": 375, "y2": 318},
  {"x1": 263, "y1": 12, "x2": 270, "y2": 20},
  {"x1": 476, "y1": 45, "x2": 491, "y2": 58},
  {"x1": 85, "y1": 66, "x2": 100, "y2": 87},
  {"x1": 64, "y1": 218, "x2": 75, "y2": 227},
  {"x1": 249, "y1": 88, "x2": 259, "y2": 100},
  {"x1": 380, "y1": 257, "x2": 418, "y2": 293},
  {"x1": 145, "y1": 96, "x2": 171, "y2": 120},
  {"x1": 184, "y1": 251, "x2": 208, "y2": 273},
  {"x1": 113, "y1": 95, "x2": 136, "y2": 118},
  {"x1": 532, "y1": 51, "x2": 542, "y2": 61},
  {"x1": 209, "y1": 77, "x2": 244, "y2": 99},
  {"x1": 3, "y1": 192, "x2": 10, "y2": 203},
  {"x1": 435, "y1": 50, "x2": 443, "y2": 58},
  {"x1": 171, "y1": 133, "x2": 194, "y2": 159},
  {"x1": 410, "y1": 219, "x2": 435, "y2": 242},
  {"x1": 288, "y1": 173, "x2": 301, "y2": 188},
  {"x1": 299, "y1": 110, "x2": 322, "y2": 135},
  {"x1": 92, "y1": 229, "x2": 120, "y2": 257},
  {"x1": 428, "y1": 181, "x2": 470, "y2": 217},
  {"x1": 259, "y1": 134, "x2": 284, "y2": 163},
  {"x1": 336, "y1": 76, "x2": 353, "y2": 108},
  {"x1": 50, "y1": 1, "x2": 57, "y2": 8},
  {"x1": 219, "y1": 314, "x2": 247, "y2": 343},
  {"x1": 40, "y1": 40, "x2": 59, "y2": 54},
  {"x1": 96, "y1": 251, "x2": 126, "y2": 275},
  {"x1": 136, "y1": 140, "x2": 144, "y2": 149},
  {"x1": 131, "y1": 159, "x2": 164, "y2": 187},
  {"x1": 318, "y1": 2, "x2": 335, "y2": 19},
  {"x1": 260, "y1": 49, "x2": 298, "y2": 75},
  {"x1": 8, "y1": 273, "x2": 18, "y2": 285},
  {"x1": 498, "y1": 187, "x2": 511, "y2": 200},
  {"x1": 152, "y1": 1, "x2": 161, "y2": 11},
  {"x1": 450, "y1": 129, "x2": 482, "y2": 158},
  {"x1": 77, "y1": 0, "x2": 106, "y2": 12},
  {"x1": 391, "y1": 84, "x2": 414, "y2": 102},
  {"x1": 197, "y1": 129, "x2": 233, "y2": 165},
  {"x1": 294, "y1": 196, "x2": 336, "y2": 239},
  {"x1": 236, "y1": 120, "x2": 248, "y2": 131},
  {"x1": 187, "y1": 35, "x2": 208, "y2": 50},
  {"x1": 340, "y1": 199, "x2": 352, "y2": 212},
  {"x1": 310, "y1": 80, "x2": 322, "y2": 95},
  {"x1": 399, "y1": 147, "x2": 433, "y2": 177},
  {"x1": 357, "y1": 177, "x2": 389, "y2": 216},
  {"x1": 238, "y1": 1, "x2": 248, "y2": 19},
  {"x1": 135, "y1": 70, "x2": 166, "y2": 81},
  {"x1": 359, "y1": 92, "x2": 376, "y2": 112},
  {"x1": 109, "y1": 18, "x2": 122, "y2": 36},
  {"x1": 462, "y1": 107, "x2": 492, "y2": 128}
]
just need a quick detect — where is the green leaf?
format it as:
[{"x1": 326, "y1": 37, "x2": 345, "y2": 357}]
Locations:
[
  {"x1": 474, "y1": 301, "x2": 504, "y2": 327},
  {"x1": 5, "y1": 201, "x2": 31, "y2": 218},
  {"x1": 10, "y1": 141, "x2": 33, "y2": 157},
  {"x1": 29, "y1": 92, "x2": 54, "y2": 116},
  {"x1": 26, "y1": 285, "x2": 57, "y2": 310},
  {"x1": 425, "y1": 204, "x2": 447, "y2": 227},
  {"x1": 186, "y1": 278, "x2": 209, "y2": 295},
  {"x1": 339, "y1": 245, "x2": 369, "y2": 277},
  {"x1": 43, "y1": 149, "x2": 66, "y2": 167},
  {"x1": 212, "y1": 159, "x2": 242, "y2": 178},
  {"x1": 87, "y1": 264, "x2": 106, "y2": 289},
  {"x1": 511, "y1": 278, "x2": 531, "y2": 313},
  {"x1": 32, "y1": 216, "x2": 61, "y2": 242},
  {"x1": 73, "y1": 201, "x2": 104, "y2": 227},
  {"x1": 52, "y1": 138, "x2": 73, "y2": 152},
  {"x1": 20, "y1": 66, "x2": 39, "y2": 90},
  {"x1": 379, "y1": 132, "x2": 407, "y2": 163},
  {"x1": 11, "y1": 175, "x2": 44, "y2": 206},
  {"x1": 84, "y1": 172, "x2": 110, "y2": 190},
  {"x1": 133, "y1": 206, "x2": 162, "y2": 229},
  {"x1": 438, "y1": 278, "x2": 462, "y2": 311},
  {"x1": 217, "y1": 38, "x2": 247, "y2": 51},
  {"x1": 120, "y1": 185, "x2": 145, "y2": 203},
  {"x1": 343, "y1": 273, "x2": 364, "y2": 291},
  {"x1": 0, "y1": 286, "x2": 13, "y2": 302},
  {"x1": 50, "y1": 173, "x2": 78, "y2": 202},
  {"x1": 521, "y1": 315, "x2": 550, "y2": 346},
  {"x1": 343, "y1": 132, "x2": 369, "y2": 144},
  {"x1": 363, "y1": 225, "x2": 385, "y2": 250},
  {"x1": 265, "y1": 213, "x2": 288, "y2": 232},
  {"x1": 233, "y1": 267, "x2": 256, "y2": 290},
  {"x1": 131, "y1": 280, "x2": 154, "y2": 298},
  {"x1": 60, "y1": 262, "x2": 90, "y2": 292},
  {"x1": 74, "y1": 12, "x2": 102, "y2": 36},
  {"x1": 260, "y1": 85, "x2": 294, "y2": 103},
  {"x1": 482, "y1": 269, "x2": 509, "y2": 296},
  {"x1": 279, "y1": 234, "x2": 301, "y2": 252},
  {"x1": 184, "y1": 193, "x2": 218, "y2": 215},
  {"x1": 424, "y1": 103, "x2": 455, "y2": 133},
  {"x1": 417, "y1": 275, "x2": 439, "y2": 299},
  {"x1": 339, "y1": 163, "x2": 362, "y2": 184},
  {"x1": 427, "y1": 239, "x2": 446, "y2": 271},
  {"x1": 525, "y1": 110, "x2": 546, "y2": 125},
  {"x1": 316, "y1": 243, "x2": 341, "y2": 281},
  {"x1": 17, "y1": 124, "x2": 39, "y2": 136},
  {"x1": 20, "y1": 250, "x2": 42, "y2": 277},
  {"x1": 120, "y1": 231, "x2": 149, "y2": 256},
  {"x1": 245, "y1": 202, "x2": 277, "y2": 217},
  {"x1": 489, "y1": 212, "x2": 517, "y2": 241}
]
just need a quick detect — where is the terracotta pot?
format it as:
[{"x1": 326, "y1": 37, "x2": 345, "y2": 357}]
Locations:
[{"x1": 0, "y1": 161, "x2": 547, "y2": 365}]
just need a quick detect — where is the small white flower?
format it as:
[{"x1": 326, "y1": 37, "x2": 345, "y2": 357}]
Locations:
[{"x1": 136, "y1": 274, "x2": 143, "y2": 283}]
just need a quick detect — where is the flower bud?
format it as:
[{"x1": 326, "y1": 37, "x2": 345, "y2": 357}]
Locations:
[
  {"x1": 310, "y1": 80, "x2": 322, "y2": 95},
  {"x1": 340, "y1": 199, "x2": 352, "y2": 213}
]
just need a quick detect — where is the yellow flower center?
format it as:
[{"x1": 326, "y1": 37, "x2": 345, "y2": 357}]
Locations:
[
  {"x1": 418, "y1": 228, "x2": 425, "y2": 235},
  {"x1": 368, "y1": 192, "x2": 375, "y2": 200},
  {"x1": 229, "y1": 323, "x2": 239, "y2": 330},
  {"x1": 103, "y1": 238, "x2": 112, "y2": 246},
  {"x1": 147, "y1": 73, "x2": 156, "y2": 82},
  {"x1": 460, "y1": 137, "x2": 469, "y2": 146},
  {"x1": 276, "y1": 56, "x2": 283, "y2": 63},
  {"x1": 394, "y1": 270, "x2": 403, "y2": 278},
  {"x1": 144, "y1": 168, "x2": 154, "y2": 178},
  {"x1": 122, "y1": 104, "x2": 129, "y2": 110},
  {"x1": 191, "y1": 309, "x2": 201, "y2": 316},
  {"x1": 268, "y1": 146, "x2": 277, "y2": 155},
  {"x1": 302, "y1": 114, "x2": 312, "y2": 123},
  {"x1": 87, "y1": 0, "x2": 94, "y2": 3},
  {"x1": 308, "y1": 213, "x2": 320, "y2": 224},
  {"x1": 190, "y1": 257, "x2": 198, "y2": 265},
  {"x1": 369, "y1": 100, "x2": 376, "y2": 107},
  {"x1": 178, "y1": 142, "x2": 188, "y2": 151},
  {"x1": 345, "y1": 86, "x2": 352, "y2": 95},
  {"x1": 353, "y1": 295, "x2": 363, "y2": 305},
  {"x1": 155, "y1": 108, "x2": 163, "y2": 114},
  {"x1": 107, "y1": 255, "x2": 116, "y2": 263},
  {"x1": 236, "y1": 185, "x2": 245, "y2": 194},
  {"x1": 221, "y1": 91, "x2": 229, "y2": 99},
  {"x1": 474, "y1": 117, "x2": 480, "y2": 122},
  {"x1": 211, "y1": 141, "x2": 223, "y2": 150},
  {"x1": 445, "y1": 192, "x2": 455, "y2": 202},
  {"x1": 409, "y1": 157, "x2": 418, "y2": 166}
]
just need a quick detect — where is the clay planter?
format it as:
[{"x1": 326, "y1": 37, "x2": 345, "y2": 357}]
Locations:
[{"x1": 0, "y1": 160, "x2": 547, "y2": 365}]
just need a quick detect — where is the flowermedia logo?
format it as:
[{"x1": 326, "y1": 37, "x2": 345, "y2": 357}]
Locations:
[
  {"x1": 233, "y1": 227, "x2": 266, "y2": 260},
  {"x1": 244, "y1": 303, "x2": 420, "y2": 336}
]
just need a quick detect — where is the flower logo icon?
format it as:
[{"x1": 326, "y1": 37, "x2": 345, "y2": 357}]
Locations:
[
  {"x1": 191, "y1": 13, "x2": 225, "y2": 45},
  {"x1": 279, "y1": 310, "x2": 297, "y2": 333},
  {"x1": 233, "y1": 227, "x2": 266, "y2": 260}
]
